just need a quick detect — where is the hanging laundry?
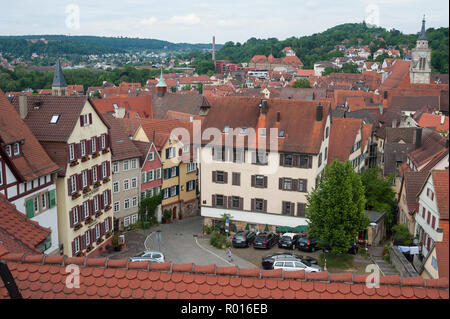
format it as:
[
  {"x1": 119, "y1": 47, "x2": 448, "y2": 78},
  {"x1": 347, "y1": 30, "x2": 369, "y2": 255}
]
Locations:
[
  {"x1": 398, "y1": 246, "x2": 410, "y2": 253},
  {"x1": 409, "y1": 246, "x2": 420, "y2": 255}
]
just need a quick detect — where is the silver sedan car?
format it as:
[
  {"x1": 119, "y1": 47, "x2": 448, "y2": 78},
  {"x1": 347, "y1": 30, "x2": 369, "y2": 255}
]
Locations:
[{"x1": 129, "y1": 250, "x2": 165, "y2": 263}]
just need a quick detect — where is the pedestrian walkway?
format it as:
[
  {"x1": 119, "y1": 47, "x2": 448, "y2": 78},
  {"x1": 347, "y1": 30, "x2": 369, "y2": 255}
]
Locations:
[{"x1": 370, "y1": 245, "x2": 399, "y2": 276}]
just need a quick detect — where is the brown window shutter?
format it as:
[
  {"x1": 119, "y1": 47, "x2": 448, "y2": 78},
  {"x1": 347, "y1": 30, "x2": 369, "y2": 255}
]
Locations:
[
  {"x1": 239, "y1": 198, "x2": 243, "y2": 210},
  {"x1": 228, "y1": 196, "x2": 232, "y2": 209},
  {"x1": 279, "y1": 154, "x2": 285, "y2": 166},
  {"x1": 291, "y1": 202, "x2": 295, "y2": 216},
  {"x1": 106, "y1": 161, "x2": 111, "y2": 177},
  {"x1": 282, "y1": 201, "x2": 286, "y2": 214},
  {"x1": 107, "y1": 190, "x2": 111, "y2": 206},
  {"x1": 72, "y1": 240, "x2": 76, "y2": 256},
  {"x1": 297, "y1": 203, "x2": 305, "y2": 217},
  {"x1": 251, "y1": 175, "x2": 255, "y2": 187},
  {"x1": 69, "y1": 209, "x2": 74, "y2": 228},
  {"x1": 67, "y1": 177, "x2": 72, "y2": 195},
  {"x1": 263, "y1": 200, "x2": 267, "y2": 212},
  {"x1": 263, "y1": 176, "x2": 268, "y2": 188},
  {"x1": 212, "y1": 195, "x2": 216, "y2": 206},
  {"x1": 97, "y1": 164, "x2": 102, "y2": 181},
  {"x1": 251, "y1": 199, "x2": 255, "y2": 211},
  {"x1": 89, "y1": 200, "x2": 94, "y2": 216},
  {"x1": 80, "y1": 115, "x2": 84, "y2": 127},
  {"x1": 76, "y1": 143, "x2": 81, "y2": 159},
  {"x1": 236, "y1": 173, "x2": 241, "y2": 186},
  {"x1": 279, "y1": 178, "x2": 283, "y2": 190},
  {"x1": 251, "y1": 151, "x2": 256, "y2": 164},
  {"x1": 293, "y1": 155, "x2": 298, "y2": 167},
  {"x1": 100, "y1": 221, "x2": 105, "y2": 236},
  {"x1": 88, "y1": 169, "x2": 93, "y2": 186},
  {"x1": 86, "y1": 139, "x2": 92, "y2": 155},
  {"x1": 76, "y1": 174, "x2": 81, "y2": 192},
  {"x1": 304, "y1": 179, "x2": 308, "y2": 192},
  {"x1": 308, "y1": 156, "x2": 313, "y2": 168},
  {"x1": 212, "y1": 171, "x2": 217, "y2": 183},
  {"x1": 224, "y1": 172, "x2": 228, "y2": 184},
  {"x1": 292, "y1": 179, "x2": 298, "y2": 192},
  {"x1": 100, "y1": 194, "x2": 104, "y2": 210},
  {"x1": 80, "y1": 234, "x2": 86, "y2": 250},
  {"x1": 89, "y1": 113, "x2": 92, "y2": 125}
]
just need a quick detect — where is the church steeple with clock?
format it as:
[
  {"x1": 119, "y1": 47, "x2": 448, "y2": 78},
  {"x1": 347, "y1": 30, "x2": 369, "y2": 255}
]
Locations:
[{"x1": 410, "y1": 16, "x2": 431, "y2": 84}]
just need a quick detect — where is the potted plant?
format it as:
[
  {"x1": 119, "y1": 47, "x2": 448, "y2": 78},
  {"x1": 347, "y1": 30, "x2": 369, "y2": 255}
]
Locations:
[
  {"x1": 86, "y1": 244, "x2": 94, "y2": 252},
  {"x1": 105, "y1": 231, "x2": 112, "y2": 239},
  {"x1": 74, "y1": 223, "x2": 83, "y2": 231},
  {"x1": 178, "y1": 211, "x2": 183, "y2": 220},
  {"x1": 103, "y1": 177, "x2": 110, "y2": 183},
  {"x1": 95, "y1": 211, "x2": 103, "y2": 218},
  {"x1": 76, "y1": 251, "x2": 85, "y2": 257},
  {"x1": 102, "y1": 148, "x2": 110, "y2": 154},
  {"x1": 104, "y1": 205, "x2": 112, "y2": 212},
  {"x1": 71, "y1": 192, "x2": 81, "y2": 200},
  {"x1": 70, "y1": 160, "x2": 79, "y2": 167},
  {"x1": 94, "y1": 181, "x2": 102, "y2": 188},
  {"x1": 163, "y1": 210, "x2": 172, "y2": 224},
  {"x1": 92, "y1": 152, "x2": 100, "y2": 159},
  {"x1": 96, "y1": 237, "x2": 104, "y2": 245},
  {"x1": 112, "y1": 233, "x2": 120, "y2": 251},
  {"x1": 83, "y1": 186, "x2": 91, "y2": 194},
  {"x1": 81, "y1": 155, "x2": 90, "y2": 162},
  {"x1": 84, "y1": 216, "x2": 93, "y2": 225}
]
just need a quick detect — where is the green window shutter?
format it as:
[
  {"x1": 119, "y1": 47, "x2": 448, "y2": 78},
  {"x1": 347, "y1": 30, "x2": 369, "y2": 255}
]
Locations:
[
  {"x1": 26, "y1": 199, "x2": 34, "y2": 218},
  {"x1": 142, "y1": 172, "x2": 146, "y2": 183},
  {"x1": 49, "y1": 190, "x2": 56, "y2": 208}
]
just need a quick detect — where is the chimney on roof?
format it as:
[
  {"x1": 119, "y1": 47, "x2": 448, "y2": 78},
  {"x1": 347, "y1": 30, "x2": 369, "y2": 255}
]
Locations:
[
  {"x1": 415, "y1": 127, "x2": 422, "y2": 149},
  {"x1": 18, "y1": 94, "x2": 28, "y2": 119},
  {"x1": 316, "y1": 103, "x2": 323, "y2": 122}
]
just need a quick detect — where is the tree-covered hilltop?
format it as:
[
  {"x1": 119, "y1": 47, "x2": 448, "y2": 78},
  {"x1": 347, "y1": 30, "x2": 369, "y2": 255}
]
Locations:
[
  {"x1": 208, "y1": 23, "x2": 449, "y2": 73},
  {"x1": 0, "y1": 64, "x2": 173, "y2": 93},
  {"x1": 0, "y1": 35, "x2": 220, "y2": 57}
]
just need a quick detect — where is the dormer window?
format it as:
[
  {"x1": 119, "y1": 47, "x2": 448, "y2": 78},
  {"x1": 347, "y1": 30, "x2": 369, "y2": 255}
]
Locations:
[
  {"x1": 50, "y1": 114, "x2": 60, "y2": 124},
  {"x1": 13, "y1": 143, "x2": 20, "y2": 156},
  {"x1": 5, "y1": 145, "x2": 12, "y2": 157}
]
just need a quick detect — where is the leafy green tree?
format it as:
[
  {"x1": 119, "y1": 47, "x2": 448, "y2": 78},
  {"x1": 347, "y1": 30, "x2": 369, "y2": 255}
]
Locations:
[
  {"x1": 138, "y1": 193, "x2": 162, "y2": 224},
  {"x1": 360, "y1": 168, "x2": 397, "y2": 234},
  {"x1": 306, "y1": 160, "x2": 369, "y2": 255},
  {"x1": 291, "y1": 79, "x2": 311, "y2": 88}
]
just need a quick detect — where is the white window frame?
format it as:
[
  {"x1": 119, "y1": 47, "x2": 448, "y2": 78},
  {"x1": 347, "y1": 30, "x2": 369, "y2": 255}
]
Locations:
[
  {"x1": 123, "y1": 179, "x2": 130, "y2": 191},
  {"x1": 0, "y1": 166, "x2": 2, "y2": 185},
  {"x1": 5, "y1": 145, "x2": 12, "y2": 157},
  {"x1": 13, "y1": 143, "x2": 20, "y2": 155},
  {"x1": 124, "y1": 216, "x2": 130, "y2": 227},
  {"x1": 101, "y1": 135, "x2": 106, "y2": 150},
  {"x1": 74, "y1": 237, "x2": 80, "y2": 253},
  {"x1": 91, "y1": 137, "x2": 96, "y2": 153},
  {"x1": 103, "y1": 191, "x2": 108, "y2": 207},
  {"x1": 34, "y1": 197, "x2": 39, "y2": 213},
  {"x1": 148, "y1": 152, "x2": 155, "y2": 161},
  {"x1": 123, "y1": 160, "x2": 129, "y2": 171},
  {"x1": 131, "y1": 159, "x2": 137, "y2": 169},
  {"x1": 82, "y1": 171, "x2": 87, "y2": 188},
  {"x1": 85, "y1": 231, "x2": 90, "y2": 246},
  {"x1": 70, "y1": 175, "x2": 77, "y2": 194},
  {"x1": 41, "y1": 193, "x2": 47, "y2": 210},
  {"x1": 92, "y1": 166, "x2": 98, "y2": 183},
  {"x1": 156, "y1": 168, "x2": 161, "y2": 179},
  {"x1": 132, "y1": 214, "x2": 138, "y2": 224},
  {"x1": 147, "y1": 170, "x2": 154, "y2": 182},
  {"x1": 81, "y1": 114, "x2": 89, "y2": 127},
  {"x1": 183, "y1": 144, "x2": 189, "y2": 153},
  {"x1": 69, "y1": 144, "x2": 75, "y2": 161},
  {"x1": 83, "y1": 201, "x2": 89, "y2": 219},
  {"x1": 73, "y1": 207, "x2": 79, "y2": 225},
  {"x1": 113, "y1": 182, "x2": 119, "y2": 193},
  {"x1": 113, "y1": 162, "x2": 119, "y2": 173},
  {"x1": 102, "y1": 162, "x2": 107, "y2": 178},
  {"x1": 94, "y1": 197, "x2": 99, "y2": 212},
  {"x1": 171, "y1": 185, "x2": 177, "y2": 197},
  {"x1": 187, "y1": 162, "x2": 196, "y2": 173},
  {"x1": 105, "y1": 218, "x2": 109, "y2": 233},
  {"x1": 132, "y1": 196, "x2": 138, "y2": 208},
  {"x1": 114, "y1": 201, "x2": 120, "y2": 212},
  {"x1": 124, "y1": 199, "x2": 130, "y2": 209},
  {"x1": 95, "y1": 224, "x2": 100, "y2": 240},
  {"x1": 80, "y1": 141, "x2": 86, "y2": 157},
  {"x1": 131, "y1": 177, "x2": 137, "y2": 189}
]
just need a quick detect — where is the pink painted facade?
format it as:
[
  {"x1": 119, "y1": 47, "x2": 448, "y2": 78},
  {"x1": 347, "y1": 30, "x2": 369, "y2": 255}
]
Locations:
[{"x1": 140, "y1": 143, "x2": 162, "y2": 198}]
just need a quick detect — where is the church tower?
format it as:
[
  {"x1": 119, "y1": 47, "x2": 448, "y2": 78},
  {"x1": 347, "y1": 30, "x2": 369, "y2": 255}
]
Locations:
[
  {"x1": 410, "y1": 16, "x2": 431, "y2": 84},
  {"x1": 156, "y1": 68, "x2": 168, "y2": 97},
  {"x1": 52, "y1": 59, "x2": 67, "y2": 96}
]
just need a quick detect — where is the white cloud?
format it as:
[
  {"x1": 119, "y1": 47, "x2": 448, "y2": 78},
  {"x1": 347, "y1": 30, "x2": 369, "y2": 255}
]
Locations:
[
  {"x1": 140, "y1": 17, "x2": 158, "y2": 25},
  {"x1": 217, "y1": 19, "x2": 240, "y2": 27},
  {"x1": 168, "y1": 13, "x2": 200, "y2": 25}
]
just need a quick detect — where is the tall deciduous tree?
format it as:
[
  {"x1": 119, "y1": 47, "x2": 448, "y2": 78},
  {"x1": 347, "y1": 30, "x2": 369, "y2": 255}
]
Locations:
[
  {"x1": 291, "y1": 79, "x2": 311, "y2": 88},
  {"x1": 360, "y1": 168, "x2": 396, "y2": 234},
  {"x1": 306, "y1": 160, "x2": 369, "y2": 255}
]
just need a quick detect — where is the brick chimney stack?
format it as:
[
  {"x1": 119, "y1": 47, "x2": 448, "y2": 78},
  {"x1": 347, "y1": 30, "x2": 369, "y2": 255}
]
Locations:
[{"x1": 212, "y1": 36, "x2": 216, "y2": 61}]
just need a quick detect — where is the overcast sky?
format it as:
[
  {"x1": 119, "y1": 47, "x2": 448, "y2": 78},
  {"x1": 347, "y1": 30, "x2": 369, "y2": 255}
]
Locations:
[{"x1": 2, "y1": 0, "x2": 448, "y2": 43}]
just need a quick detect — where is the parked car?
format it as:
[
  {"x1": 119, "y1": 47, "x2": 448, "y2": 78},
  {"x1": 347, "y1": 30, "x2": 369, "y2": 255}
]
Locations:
[
  {"x1": 297, "y1": 237, "x2": 319, "y2": 252},
  {"x1": 322, "y1": 243, "x2": 359, "y2": 255},
  {"x1": 272, "y1": 260, "x2": 323, "y2": 273},
  {"x1": 261, "y1": 253, "x2": 318, "y2": 270},
  {"x1": 232, "y1": 230, "x2": 256, "y2": 248},
  {"x1": 129, "y1": 250, "x2": 165, "y2": 263},
  {"x1": 253, "y1": 232, "x2": 279, "y2": 249},
  {"x1": 278, "y1": 233, "x2": 300, "y2": 250}
]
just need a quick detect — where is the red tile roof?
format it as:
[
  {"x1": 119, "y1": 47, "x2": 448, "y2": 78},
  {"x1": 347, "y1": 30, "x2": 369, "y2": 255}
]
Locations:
[
  {"x1": 92, "y1": 96, "x2": 153, "y2": 119},
  {"x1": 328, "y1": 118, "x2": 363, "y2": 163},
  {"x1": 435, "y1": 241, "x2": 449, "y2": 279},
  {"x1": 417, "y1": 113, "x2": 449, "y2": 133},
  {"x1": 0, "y1": 250, "x2": 448, "y2": 299},
  {"x1": 431, "y1": 170, "x2": 449, "y2": 216},
  {"x1": 0, "y1": 91, "x2": 60, "y2": 181},
  {"x1": 0, "y1": 194, "x2": 50, "y2": 254}
]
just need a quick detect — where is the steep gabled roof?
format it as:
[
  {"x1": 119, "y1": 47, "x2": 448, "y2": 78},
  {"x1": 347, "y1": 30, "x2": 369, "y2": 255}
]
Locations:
[
  {"x1": 52, "y1": 59, "x2": 67, "y2": 88},
  {"x1": 435, "y1": 241, "x2": 449, "y2": 279},
  {"x1": 0, "y1": 91, "x2": 60, "y2": 181},
  {"x1": 0, "y1": 194, "x2": 50, "y2": 255},
  {"x1": 152, "y1": 94, "x2": 210, "y2": 119},
  {"x1": 327, "y1": 118, "x2": 363, "y2": 163},
  {"x1": 431, "y1": 170, "x2": 449, "y2": 216}
]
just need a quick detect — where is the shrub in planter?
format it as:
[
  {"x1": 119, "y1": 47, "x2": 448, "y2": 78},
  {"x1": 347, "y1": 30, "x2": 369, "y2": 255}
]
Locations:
[
  {"x1": 94, "y1": 181, "x2": 102, "y2": 188},
  {"x1": 81, "y1": 155, "x2": 90, "y2": 162},
  {"x1": 76, "y1": 251, "x2": 85, "y2": 257},
  {"x1": 86, "y1": 245, "x2": 94, "y2": 252},
  {"x1": 104, "y1": 205, "x2": 111, "y2": 212},
  {"x1": 103, "y1": 177, "x2": 110, "y2": 183},
  {"x1": 84, "y1": 216, "x2": 93, "y2": 225},
  {"x1": 71, "y1": 192, "x2": 81, "y2": 200},
  {"x1": 105, "y1": 231, "x2": 112, "y2": 239},
  {"x1": 102, "y1": 148, "x2": 110, "y2": 154},
  {"x1": 178, "y1": 211, "x2": 183, "y2": 220},
  {"x1": 70, "y1": 160, "x2": 79, "y2": 167},
  {"x1": 163, "y1": 210, "x2": 172, "y2": 223},
  {"x1": 95, "y1": 211, "x2": 103, "y2": 218},
  {"x1": 92, "y1": 152, "x2": 100, "y2": 159},
  {"x1": 83, "y1": 187, "x2": 91, "y2": 194},
  {"x1": 74, "y1": 223, "x2": 83, "y2": 231},
  {"x1": 96, "y1": 237, "x2": 104, "y2": 245}
]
